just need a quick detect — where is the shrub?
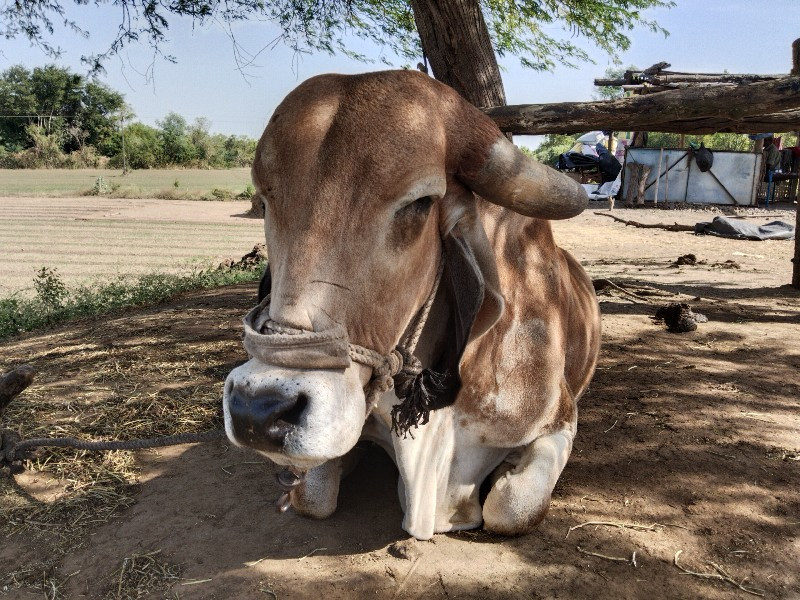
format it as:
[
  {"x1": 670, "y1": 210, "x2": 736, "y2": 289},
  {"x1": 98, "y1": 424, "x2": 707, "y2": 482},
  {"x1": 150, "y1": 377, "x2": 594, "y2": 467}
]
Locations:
[
  {"x1": 86, "y1": 176, "x2": 111, "y2": 196},
  {"x1": 22, "y1": 125, "x2": 66, "y2": 167},
  {"x1": 0, "y1": 146, "x2": 19, "y2": 168},
  {"x1": 63, "y1": 145, "x2": 102, "y2": 168},
  {"x1": 33, "y1": 267, "x2": 67, "y2": 307},
  {"x1": 237, "y1": 184, "x2": 255, "y2": 200},
  {"x1": 211, "y1": 188, "x2": 233, "y2": 200},
  {"x1": 0, "y1": 262, "x2": 265, "y2": 340}
]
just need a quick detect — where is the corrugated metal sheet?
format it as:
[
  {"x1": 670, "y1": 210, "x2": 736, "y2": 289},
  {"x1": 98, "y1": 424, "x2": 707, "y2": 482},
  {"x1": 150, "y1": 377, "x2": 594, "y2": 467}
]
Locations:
[{"x1": 622, "y1": 148, "x2": 763, "y2": 205}]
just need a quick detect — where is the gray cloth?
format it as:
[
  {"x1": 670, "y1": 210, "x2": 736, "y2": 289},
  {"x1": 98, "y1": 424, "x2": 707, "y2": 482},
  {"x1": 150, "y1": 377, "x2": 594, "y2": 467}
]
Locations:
[
  {"x1": 694, "y1": 216, "x2": 795, "y2": 241},
  {"x1": 242, "y1": 296, "x2": 352, "y2": 369}
]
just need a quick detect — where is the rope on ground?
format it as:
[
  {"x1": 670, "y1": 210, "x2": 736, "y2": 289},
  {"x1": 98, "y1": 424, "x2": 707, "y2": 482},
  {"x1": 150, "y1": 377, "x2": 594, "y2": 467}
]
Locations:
[{"x1": 1, "y1": 427, "x2": 226, "y2": 476}]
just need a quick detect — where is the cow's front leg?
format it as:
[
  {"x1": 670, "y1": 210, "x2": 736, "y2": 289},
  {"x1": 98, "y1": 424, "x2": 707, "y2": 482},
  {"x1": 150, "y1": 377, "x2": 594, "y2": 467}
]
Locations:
[{"x1": 482, "y1": 427, "x2": 574, "y2": 535}]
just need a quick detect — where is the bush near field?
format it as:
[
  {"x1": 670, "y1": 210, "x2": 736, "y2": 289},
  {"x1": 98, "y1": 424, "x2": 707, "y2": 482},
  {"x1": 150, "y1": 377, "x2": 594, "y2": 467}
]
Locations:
[{"x1": 0, "y1": 263, "x2": 265, "y2": 340}]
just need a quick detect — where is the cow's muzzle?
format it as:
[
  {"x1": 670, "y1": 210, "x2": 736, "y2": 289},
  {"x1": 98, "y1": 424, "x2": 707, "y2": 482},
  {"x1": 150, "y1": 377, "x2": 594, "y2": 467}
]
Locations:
[
  {"x1": 226, "y1": 274, "x2": 442, "y2": 457},
  {"x1": 227, "y1": 387, "x2": 308, "y2": 451}
]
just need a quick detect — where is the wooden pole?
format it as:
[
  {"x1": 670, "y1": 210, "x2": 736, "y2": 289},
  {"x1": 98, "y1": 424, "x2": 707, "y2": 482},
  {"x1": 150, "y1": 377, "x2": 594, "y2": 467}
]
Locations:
[
  {"x1": 654, "y1": 147, "x2": 664, "y2": 204},
  {"x1": 120, "y1": 113, "x2": 128, "y2": 175},
  {"x1": 791, "y1": 38, "x2": 800, "y2": 289},
  {"x1": 637, "y1": 165, "x2": 651, "y2": 205}
]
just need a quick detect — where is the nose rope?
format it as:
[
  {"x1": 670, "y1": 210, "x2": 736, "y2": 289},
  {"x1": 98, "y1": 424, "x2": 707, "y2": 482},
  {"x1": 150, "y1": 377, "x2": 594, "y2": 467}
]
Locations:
[{"x1": 244, "y1": 260, "x2": 443, "y2": 410}]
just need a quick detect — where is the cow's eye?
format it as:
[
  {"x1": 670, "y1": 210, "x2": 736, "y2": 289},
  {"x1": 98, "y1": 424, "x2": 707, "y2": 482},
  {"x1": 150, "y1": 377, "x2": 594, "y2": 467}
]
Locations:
[
  {"x1": 396, "y1": 196, "x2": 433, "y2": 219},
  {"x1": 390, "y1": 196, "x2": 434, "y2": 248}
]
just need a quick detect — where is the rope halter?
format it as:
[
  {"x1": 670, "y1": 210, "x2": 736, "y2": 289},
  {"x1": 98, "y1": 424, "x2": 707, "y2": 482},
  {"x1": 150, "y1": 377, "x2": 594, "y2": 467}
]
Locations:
[{"x1": 241, "y1": 261, "x2": 443, "y2": 410}]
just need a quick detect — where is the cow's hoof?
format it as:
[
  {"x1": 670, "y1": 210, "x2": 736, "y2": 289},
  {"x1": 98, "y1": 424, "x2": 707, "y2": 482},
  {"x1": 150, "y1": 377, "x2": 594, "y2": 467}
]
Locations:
[{"x1": 481, "y1": 471, "x2": 550, "y2": 536}]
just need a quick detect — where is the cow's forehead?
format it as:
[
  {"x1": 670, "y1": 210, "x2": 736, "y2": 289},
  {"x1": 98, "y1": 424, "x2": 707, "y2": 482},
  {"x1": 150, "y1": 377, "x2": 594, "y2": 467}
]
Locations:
[{"x1": 254, "y1": 72, "x2": 450, "y2": 204}]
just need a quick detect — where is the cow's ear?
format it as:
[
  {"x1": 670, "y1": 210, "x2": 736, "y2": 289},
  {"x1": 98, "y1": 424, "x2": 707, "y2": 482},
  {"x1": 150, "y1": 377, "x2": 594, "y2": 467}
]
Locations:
[
  {"x1": 257, "y1": 262, "x2": 272, "y2": 303},
  {"x1": 391, "y1": 217, "x2": 504, "y2": 436},
  {"x1": 432, "y1": 219, "x2": 503, "y2": 402},
  {"x1": 451, "y1": 213, "x2": 504, "y2": 345}
]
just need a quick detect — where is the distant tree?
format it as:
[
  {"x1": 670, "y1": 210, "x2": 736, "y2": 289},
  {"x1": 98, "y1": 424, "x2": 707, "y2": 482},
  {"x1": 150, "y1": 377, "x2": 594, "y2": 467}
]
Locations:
[
  {"x1": 0, "y1": 66, "x2": 38, "y2": 151},
  {"x1": 188, "y1": 117, "x2": 214, "y2": 163},
  {"x1": 0, "y1": 62, "x2": 260, "y2": 168},
  {"x1": 219, "y1": 135, "x2": 258, "y2": 168},
  {"x1": 158, "y1": 112, "x2": 197, "y2": 165},
  {"x1": 529, "y1": 134, "x2": 579, "y2": 166},
  {"x1": 81, "y1": 81, "x2": 126, "y2": 153},
  {"x1": 646, "y1": 132, "x2": 753, "y2": 151},
  {"x1": 112, "y1": 122, "x2": 163, "y2": 169},
  {"x1": 0, "y1": 65, "x2": 125, "y2": 155},
  {"x1": 19, "y1": 124, "x2": 66, "y2": 167},
  {"x1": 592, "y1": 65, "x2": 637, "y2": 101}
]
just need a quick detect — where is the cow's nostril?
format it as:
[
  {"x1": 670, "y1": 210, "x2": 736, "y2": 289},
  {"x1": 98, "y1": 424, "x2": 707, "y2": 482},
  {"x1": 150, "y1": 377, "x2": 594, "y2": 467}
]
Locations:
[
  {"x1": 228, "y1": 389, "x2": 310, "y2": 451},
  {"x1": 278, "y1": 392, "x2": 308, "y2": 427}
]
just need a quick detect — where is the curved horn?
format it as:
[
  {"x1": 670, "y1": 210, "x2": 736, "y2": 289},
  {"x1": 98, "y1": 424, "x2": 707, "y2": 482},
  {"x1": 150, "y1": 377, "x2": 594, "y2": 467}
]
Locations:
[{"x1": 453, "y1": 107, "x2": 588, "y2": 220}]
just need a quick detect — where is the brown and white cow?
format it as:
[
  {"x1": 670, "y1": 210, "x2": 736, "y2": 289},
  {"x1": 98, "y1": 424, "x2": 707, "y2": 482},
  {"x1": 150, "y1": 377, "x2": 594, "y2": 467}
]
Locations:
[{"x1": 223, "y1": 70, "x2": 600, "y2": 540}]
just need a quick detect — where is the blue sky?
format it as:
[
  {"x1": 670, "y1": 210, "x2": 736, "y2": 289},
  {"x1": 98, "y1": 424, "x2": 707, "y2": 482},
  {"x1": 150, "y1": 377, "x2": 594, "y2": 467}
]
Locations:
[{"x1": 2, "y1": 0, "x2": 798, "y2": 148}]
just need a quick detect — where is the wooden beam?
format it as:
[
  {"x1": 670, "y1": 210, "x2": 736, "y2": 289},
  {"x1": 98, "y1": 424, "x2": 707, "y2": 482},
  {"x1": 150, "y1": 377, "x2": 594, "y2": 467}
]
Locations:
[
  {"x1": 595, "y1": 73, "x2": 783, "y2": 87},
  {"x1": 486, "y1": 76, "x2": 800, "y2": 135},
  {"x1": 793, "y1": 39, "x2": 800, "y2": 76}
]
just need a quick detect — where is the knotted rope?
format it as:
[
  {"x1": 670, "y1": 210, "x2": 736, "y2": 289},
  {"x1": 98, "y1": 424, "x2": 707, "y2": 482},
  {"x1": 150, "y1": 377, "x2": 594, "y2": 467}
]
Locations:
[{"x1": 244, "y1": 260, "x2": 443, "y2": 416}]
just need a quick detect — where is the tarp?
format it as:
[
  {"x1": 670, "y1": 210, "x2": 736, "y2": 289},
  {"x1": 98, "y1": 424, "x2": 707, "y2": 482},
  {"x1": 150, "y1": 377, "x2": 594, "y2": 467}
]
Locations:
[{"x1": 694, "y1": 216, "x2": 795, "y2": 240}]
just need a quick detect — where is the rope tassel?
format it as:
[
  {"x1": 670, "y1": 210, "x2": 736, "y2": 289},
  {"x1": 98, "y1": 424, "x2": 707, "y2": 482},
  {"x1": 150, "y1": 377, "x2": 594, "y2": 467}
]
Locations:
[{"x1": 391, "y1": 367, "x2": 448, "y2": 437}]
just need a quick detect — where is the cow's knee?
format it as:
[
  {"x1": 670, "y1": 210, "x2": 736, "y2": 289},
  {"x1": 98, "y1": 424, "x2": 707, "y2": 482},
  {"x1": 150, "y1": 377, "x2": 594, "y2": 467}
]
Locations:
[
  {"x1": 291, "y1": 458, "x2": 343, "y2": 519},
  {"x1": 482, "y1": 430, "x2": 573, "y2": 536}
]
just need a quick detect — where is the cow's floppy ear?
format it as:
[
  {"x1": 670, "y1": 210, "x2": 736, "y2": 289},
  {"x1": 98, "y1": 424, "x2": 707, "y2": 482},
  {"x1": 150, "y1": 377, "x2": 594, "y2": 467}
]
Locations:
[
  {"x1": 391, "y1": 215, "x2": 503, "y2": 436},
  {"x1": 432, "y1": 218, "x2": 503, "y2": 405},
  {"x1": 257, "y1": 262, "x2": 271, "y2": 303}
]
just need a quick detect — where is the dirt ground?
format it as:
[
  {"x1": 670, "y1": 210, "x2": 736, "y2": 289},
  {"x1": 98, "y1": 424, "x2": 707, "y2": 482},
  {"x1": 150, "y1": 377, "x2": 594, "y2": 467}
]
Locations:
[{"x1": 1, "y1": 201, "x2": 799, "y2": 599}]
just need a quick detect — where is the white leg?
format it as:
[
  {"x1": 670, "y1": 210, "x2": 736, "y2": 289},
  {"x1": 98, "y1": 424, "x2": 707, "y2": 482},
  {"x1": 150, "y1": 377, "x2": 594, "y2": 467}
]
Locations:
[{"x1": 482, "y1": 428, "x2": 574, "y2": 535}]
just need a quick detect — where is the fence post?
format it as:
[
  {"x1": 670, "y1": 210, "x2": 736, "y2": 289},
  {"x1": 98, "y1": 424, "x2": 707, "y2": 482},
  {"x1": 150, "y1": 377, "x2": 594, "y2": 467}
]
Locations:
[{"x1": 791, "y1": 37, "x2": 800, "y2": 289}]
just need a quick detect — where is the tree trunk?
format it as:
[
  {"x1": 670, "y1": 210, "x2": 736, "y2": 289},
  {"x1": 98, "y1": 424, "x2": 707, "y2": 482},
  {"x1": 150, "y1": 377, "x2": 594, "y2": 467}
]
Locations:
[{"x1": 408, "y1": 0, "x2": 506, "y2": 109}]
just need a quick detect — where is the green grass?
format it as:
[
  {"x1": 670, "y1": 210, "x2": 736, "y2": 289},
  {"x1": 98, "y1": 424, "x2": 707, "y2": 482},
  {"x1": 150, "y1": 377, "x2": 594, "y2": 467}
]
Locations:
[
  {"x1": 0, "y1": 263, "x2": 264, "y2": 340},
  {"x1": 0, "y1": 168, "x2": 252, "y2": 197}
]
